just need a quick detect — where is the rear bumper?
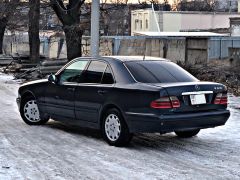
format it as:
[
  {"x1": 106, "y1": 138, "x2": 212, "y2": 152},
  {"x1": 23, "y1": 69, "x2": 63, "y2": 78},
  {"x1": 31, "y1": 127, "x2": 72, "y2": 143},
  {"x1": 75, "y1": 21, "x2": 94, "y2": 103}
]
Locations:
[{"x1": 126, "y1": 110, "x2": 230, "y2": 133}]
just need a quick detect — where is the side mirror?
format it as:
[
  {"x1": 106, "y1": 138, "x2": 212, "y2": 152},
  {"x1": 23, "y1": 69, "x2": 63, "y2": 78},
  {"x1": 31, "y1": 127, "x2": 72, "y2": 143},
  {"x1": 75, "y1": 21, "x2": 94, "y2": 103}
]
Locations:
[{"x1": 48, "y1": 74, "x2": 57, "y2": 84}]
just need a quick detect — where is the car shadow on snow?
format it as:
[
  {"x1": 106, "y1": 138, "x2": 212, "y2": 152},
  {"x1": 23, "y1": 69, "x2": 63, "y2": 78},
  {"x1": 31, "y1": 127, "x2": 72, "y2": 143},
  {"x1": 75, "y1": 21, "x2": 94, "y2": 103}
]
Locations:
[
  {"x1": 45, "y1": 120, "x2": 103, "y2": 139},
  {"x1": 44, "y1": 120, "x2": 225, "y2": 153},
  {"x1": 129, "y1": 132, "x2": 229, "y2": 157}
]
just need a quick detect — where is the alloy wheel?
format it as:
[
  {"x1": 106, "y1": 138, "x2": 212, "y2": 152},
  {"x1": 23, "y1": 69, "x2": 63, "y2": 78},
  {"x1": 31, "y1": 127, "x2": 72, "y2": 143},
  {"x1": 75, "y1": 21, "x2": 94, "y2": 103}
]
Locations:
[
  {"x1": 23, "y1": 100, "x2": 40, "y2": 122},
  {"x1": 105, "y1": 113, "x2": 121, "y2": 141}
]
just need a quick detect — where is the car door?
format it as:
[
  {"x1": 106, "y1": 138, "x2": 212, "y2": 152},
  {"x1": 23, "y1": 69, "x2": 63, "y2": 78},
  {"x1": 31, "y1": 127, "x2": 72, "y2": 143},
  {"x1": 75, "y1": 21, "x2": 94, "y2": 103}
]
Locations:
[
  {"x1": 45, "y1": 59, "x2": 89, "y2": 121},
  {"x1": 74, "y1": 60, "x2": 115, "y2": 123}
]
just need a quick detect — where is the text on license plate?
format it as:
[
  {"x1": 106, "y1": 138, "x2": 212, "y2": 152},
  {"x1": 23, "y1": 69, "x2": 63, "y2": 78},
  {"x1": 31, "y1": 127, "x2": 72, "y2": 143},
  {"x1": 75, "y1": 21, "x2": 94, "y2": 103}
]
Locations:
[{"x1": 190, "y1": 94, "x2": 206, "y2": 105}]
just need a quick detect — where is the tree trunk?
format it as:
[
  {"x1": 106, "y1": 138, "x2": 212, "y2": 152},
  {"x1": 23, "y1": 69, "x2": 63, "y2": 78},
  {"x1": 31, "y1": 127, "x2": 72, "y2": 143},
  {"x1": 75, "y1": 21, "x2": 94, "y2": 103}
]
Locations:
[
  {"x1": 64, "y1": 25, "x2": 83, "y2": 60},
  {"x1": 50, "y1": 0, "x2": 85, "y2": 61},
  {"x1": 28, "y1": 0, "x2": 40, "y2": 63},
  {"x1": 0, "y1": 18, "x2": 8, "y2": 54}
]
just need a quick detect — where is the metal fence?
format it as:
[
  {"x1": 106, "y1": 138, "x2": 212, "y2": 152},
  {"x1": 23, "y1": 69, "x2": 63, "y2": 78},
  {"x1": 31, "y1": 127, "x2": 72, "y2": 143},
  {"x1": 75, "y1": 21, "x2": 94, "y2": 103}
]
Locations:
[{"x1": 208, "y1": 37, "x2": 240, "y2": 60}]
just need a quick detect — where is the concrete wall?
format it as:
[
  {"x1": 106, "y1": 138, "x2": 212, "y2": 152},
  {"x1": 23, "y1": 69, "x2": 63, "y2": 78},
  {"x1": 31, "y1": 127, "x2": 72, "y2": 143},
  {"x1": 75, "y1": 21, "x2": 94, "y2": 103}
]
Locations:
[
  {"x1": 111, "y1": 37, "x2": 186, "y2": 63},
  {"x1": 163, "y1": 13, "x2": 181, "y2": 32},
  {"x1": 181, "y1": 13, "x2": 240, "y2": 30},
  {"x1": 3, "y1": 34, "x2": 48, "y2": 57},
  {"x1": 186, "y1": 38, "x2": 208, "y2": 65},
  {"x1": 4, "y1": 35, "x2": 240, "y2": 65}
]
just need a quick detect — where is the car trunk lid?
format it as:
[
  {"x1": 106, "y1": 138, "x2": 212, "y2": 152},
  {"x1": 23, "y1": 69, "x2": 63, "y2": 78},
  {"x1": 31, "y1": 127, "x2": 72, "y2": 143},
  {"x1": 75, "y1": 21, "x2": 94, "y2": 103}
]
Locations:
[{"x1": 150, "y1": 81, "x2": 227, "y2": 112}]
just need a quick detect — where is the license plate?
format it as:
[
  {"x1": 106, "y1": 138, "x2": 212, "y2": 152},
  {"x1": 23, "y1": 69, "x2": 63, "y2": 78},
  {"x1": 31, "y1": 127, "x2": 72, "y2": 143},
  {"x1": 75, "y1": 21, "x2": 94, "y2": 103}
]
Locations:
[{"x1": 190, "y1": 94, "x2": 206, "y2": 105}]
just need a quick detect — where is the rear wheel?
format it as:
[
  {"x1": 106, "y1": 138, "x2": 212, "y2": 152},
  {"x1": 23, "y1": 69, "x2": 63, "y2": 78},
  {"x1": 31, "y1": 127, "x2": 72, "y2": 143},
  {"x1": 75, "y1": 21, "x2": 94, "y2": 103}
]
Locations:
[
  {"x1": 20, "y1": 96, "x2": 49, "y2": 125},
  {"x1": 175, "y1": 129, "x2": 200, "y2": 138},
  {"x1": 101, "y1": 108, "x2": 132, "y2": 146}
]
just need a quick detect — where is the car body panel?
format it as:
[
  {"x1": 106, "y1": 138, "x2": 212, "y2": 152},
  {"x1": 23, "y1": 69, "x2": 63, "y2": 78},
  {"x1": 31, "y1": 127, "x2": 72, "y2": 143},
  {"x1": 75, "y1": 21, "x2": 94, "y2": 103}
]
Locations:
[
  {"x1": 44, "y1": 82, "x2": 76, "y2": 120},
  {"x1": 126, "y1": 110, "x2": 230, "y2": 133}
]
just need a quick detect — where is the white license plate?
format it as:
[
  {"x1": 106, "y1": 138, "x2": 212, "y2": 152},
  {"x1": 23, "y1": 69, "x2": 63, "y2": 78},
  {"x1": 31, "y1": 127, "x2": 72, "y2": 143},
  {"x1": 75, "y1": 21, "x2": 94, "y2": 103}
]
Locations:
[{"x1": 190, "y1": 94, "x2": 206, "y2": 105}]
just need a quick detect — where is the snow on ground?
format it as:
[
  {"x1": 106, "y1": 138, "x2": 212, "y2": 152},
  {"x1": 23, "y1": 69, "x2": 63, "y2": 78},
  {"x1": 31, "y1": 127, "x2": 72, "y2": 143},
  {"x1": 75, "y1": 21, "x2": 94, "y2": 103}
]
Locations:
[{"x1": 0, "y1": 73, "x2": 239, "y2": 180}]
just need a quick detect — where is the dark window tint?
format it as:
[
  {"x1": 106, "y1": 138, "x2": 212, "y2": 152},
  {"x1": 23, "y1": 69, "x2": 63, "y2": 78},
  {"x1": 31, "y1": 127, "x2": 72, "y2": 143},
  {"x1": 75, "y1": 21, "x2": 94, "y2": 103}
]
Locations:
[
  {"x1": 59, "y1": 60, "x2": 88, "y2": 84},
  {"x1": 80, "y1": 61, "x2": 107, "y2": 84},
  {"x1": 102, "y1": 66, "x2": 114, "y2": 84},
  {"x1": 125, "y1": 61, "x2": 198, "y2": 83}
]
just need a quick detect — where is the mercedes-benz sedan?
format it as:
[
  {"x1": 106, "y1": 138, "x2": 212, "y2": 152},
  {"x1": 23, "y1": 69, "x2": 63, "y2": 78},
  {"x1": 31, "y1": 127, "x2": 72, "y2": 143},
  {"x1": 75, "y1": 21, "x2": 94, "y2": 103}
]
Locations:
[{"x1": 17, "y1": 56, "x2": 230, "y2": 146}]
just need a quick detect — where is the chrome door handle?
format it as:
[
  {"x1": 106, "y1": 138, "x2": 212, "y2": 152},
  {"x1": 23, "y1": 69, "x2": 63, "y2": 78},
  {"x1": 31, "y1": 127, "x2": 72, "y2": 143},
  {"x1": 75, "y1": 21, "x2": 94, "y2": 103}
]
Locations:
[
  {"x1": 97, "y1": 90, "x2": 107, "y2": 95},
  {"x1": 67, "y1": 87, "x2": 75, "y2": 91}
]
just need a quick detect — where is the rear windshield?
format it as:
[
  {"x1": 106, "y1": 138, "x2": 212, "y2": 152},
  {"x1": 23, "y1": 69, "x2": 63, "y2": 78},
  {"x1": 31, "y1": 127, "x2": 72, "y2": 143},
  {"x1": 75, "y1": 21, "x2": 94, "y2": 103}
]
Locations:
[{"x1": 125, "y1": 61, "x2": 198, "y2": 83}]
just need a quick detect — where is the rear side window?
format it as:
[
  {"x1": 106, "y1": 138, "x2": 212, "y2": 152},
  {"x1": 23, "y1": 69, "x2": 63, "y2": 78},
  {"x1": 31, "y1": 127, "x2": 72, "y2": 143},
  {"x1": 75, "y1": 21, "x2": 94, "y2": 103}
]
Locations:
[
  {"x1": 80, "y1": 61, "x2": 107, "y2": 84},
  {"x1": 125, "y1": 61, "x2": 198, "y2": 83},
  {"x1": 102, "y1": 66, "x2": 114, "y2": 84}
]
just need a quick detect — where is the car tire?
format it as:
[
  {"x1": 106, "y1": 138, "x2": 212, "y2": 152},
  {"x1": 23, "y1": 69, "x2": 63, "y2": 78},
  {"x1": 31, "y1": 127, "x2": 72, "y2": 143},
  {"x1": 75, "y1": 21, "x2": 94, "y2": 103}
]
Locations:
[
  {"x1": 20, "y1": 96, "x2": 49, "y2": 125},
  {"x1": 102, "y1": 108, "x2": 132, "y2": 147},
  {"x1": 175, "y1": 129, "x2": 200, "y2": 138}
]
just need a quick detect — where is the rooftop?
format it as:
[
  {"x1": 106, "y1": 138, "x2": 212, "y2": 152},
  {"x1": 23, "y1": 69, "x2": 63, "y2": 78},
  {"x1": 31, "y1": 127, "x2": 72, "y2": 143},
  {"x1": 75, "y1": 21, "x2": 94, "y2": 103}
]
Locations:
[
  {"x1": 133, "y1": 31, "x2": 228, "y2": 37},
  {"x1": 132, "y1": 9, "x2": 240, "y2": 15}
]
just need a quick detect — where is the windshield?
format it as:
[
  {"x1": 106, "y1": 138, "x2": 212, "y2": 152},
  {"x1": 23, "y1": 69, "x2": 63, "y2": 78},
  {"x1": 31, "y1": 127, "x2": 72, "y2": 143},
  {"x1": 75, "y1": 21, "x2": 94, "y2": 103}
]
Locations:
[{"x1": 125, "y1": 61, "x2": 198, "y2": 83}]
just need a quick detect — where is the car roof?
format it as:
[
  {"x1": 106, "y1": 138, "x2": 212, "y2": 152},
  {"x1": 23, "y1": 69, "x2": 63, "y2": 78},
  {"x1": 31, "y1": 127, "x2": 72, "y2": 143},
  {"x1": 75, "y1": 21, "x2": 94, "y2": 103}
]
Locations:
[{"x1": 102, "y1": 56, "x2": 169, "y2": 62}]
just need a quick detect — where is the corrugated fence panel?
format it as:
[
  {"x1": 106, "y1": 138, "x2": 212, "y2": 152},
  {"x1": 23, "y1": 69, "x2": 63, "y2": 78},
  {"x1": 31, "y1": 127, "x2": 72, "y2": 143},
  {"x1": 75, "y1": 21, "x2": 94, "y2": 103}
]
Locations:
[
  {"x1": 208, "y1": 39, "x2": 220, "y2": 60},
  {"x1": 209, "y1": 37, "x2": 240, "y2": 60}
]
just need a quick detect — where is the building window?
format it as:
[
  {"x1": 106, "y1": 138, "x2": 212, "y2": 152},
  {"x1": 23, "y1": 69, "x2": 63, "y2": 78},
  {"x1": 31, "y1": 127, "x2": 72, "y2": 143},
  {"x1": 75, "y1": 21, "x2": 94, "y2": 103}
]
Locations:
[
  {"x1": 135, "y1": 20, "x2": 138, "y2": 30},
  {"x1": 140, "y1": 20, "x2": 142, "y2": 29},
  {"x1": 146, "y1": 19, "x2": 148, "y2": 29}
]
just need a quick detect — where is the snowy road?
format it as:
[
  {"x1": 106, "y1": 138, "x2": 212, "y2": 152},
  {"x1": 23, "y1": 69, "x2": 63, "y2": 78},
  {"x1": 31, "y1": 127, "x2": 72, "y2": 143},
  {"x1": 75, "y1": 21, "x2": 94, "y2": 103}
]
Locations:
[{"x1": 0, "y1": 73, "x2": 239, "y2": 180}]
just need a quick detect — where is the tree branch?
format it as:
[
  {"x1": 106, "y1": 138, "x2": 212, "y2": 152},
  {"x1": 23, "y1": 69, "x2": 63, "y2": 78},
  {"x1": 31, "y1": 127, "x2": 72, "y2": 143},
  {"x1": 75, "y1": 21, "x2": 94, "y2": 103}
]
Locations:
[{"x1": 50, "y1": 0, "x2": 66, "y2": 23}]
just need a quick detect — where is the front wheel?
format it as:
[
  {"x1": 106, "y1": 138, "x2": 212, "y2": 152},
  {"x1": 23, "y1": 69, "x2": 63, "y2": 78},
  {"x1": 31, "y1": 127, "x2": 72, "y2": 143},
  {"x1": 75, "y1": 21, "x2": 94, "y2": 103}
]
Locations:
[
  {"x1": 102, "y1": 108, "x2": 132, "y2": 147},
  {"x1": 175, "y1": 129, "x2": 200, "y2": 138},
  {"x1": 20, "y1": 96, "x2": 49, "y2": 125}
]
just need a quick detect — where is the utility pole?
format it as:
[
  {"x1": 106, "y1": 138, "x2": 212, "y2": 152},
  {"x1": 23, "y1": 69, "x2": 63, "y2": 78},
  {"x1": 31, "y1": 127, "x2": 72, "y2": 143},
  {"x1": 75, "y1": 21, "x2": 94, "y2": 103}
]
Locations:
[
  {"x1": 152, "y1": 3, "x2": 160, "y2": 32},
  {"x1": 90, "y1": 0, "x2": 100, "y2": 57}
]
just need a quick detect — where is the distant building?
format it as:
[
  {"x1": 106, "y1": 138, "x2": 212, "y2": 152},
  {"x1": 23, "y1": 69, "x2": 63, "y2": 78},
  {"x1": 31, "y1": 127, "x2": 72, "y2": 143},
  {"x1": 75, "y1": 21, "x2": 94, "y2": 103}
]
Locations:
[
  {"x1": 238, "y1": 0, "x2": 240, "y2": 12},
  {"x1": 230, "y1": 17, "x2": 240, "y2": 36},
  {"x1": 131, "y1": 9, "x2": 240, "y2": 35}
]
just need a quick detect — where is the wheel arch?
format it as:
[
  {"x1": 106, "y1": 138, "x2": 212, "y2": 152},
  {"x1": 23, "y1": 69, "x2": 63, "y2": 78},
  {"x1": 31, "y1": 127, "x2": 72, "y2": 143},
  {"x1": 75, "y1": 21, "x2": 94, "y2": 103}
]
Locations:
[
  {"x1": 21, "y1": 90, "x2": 36, "y2": 99},
  {"x1": 20, "y1": 90, "x2": 36, "y2": 107},
  {"x1": 99, "y1": 103, "x2": 127, "y2": 127}
]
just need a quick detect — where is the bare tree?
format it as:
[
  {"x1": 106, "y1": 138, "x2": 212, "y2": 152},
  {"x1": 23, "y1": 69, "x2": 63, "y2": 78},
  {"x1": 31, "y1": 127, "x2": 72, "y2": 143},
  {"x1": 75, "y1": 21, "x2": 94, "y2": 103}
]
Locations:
[
  {"x1": 50, "y1": 0, "x2": 85, "y2": 61},
  {"x1": 174, "y1": 0, "x2": 217, "y2": 11},
  {"x1": 100, "y1": 0, "x2": 130, "y2": 35},
  {"x1": 0, "y1": 0, "x2": 19, "y2": 54},
  {"x1": 137, "y1": 0, "x2": 171, "y2": 10},
  {"x1": 29, "y1": 0, "x2": 40, "y2": 63}
]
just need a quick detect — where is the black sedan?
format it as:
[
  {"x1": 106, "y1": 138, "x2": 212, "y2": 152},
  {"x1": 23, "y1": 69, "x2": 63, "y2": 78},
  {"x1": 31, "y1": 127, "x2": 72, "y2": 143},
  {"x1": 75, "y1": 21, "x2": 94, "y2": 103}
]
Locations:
[{"x1": 17, "y1": 56, "x2": 230, "y2": 146}]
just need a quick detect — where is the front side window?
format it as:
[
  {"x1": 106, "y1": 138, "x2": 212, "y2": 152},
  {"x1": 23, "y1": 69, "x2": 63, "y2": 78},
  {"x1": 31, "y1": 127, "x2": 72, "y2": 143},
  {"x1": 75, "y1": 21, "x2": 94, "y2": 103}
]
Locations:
[{"x1": 59, "y1": 60, "x2": 88, "y2": 84}]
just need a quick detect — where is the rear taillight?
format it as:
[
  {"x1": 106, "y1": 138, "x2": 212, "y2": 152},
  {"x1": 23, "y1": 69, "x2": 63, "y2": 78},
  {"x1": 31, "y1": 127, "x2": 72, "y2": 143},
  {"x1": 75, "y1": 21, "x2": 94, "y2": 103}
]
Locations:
[
  {"x1": 214, "y1": 93, "x2": 228, "y2": 105},
  {"x1": 151, "y1": 96, "x2": 180, "y2": 109},
  {"x1": 170, "y1": 96, "x2": 181, "y2": 108}
]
